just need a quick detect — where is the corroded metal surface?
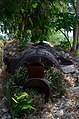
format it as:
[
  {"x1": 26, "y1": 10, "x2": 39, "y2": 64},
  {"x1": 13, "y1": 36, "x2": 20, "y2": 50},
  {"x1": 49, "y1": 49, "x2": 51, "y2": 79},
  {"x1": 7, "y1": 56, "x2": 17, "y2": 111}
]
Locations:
[
  {"x1": 27, "y1": 65, "x2": 45, "y2": 78},
  {"x1": 23, "y1": 78, "x2": 51, "y2": 102},
  {"x1": 4, "y1": 46, "x2": 61, "y2": 73}
]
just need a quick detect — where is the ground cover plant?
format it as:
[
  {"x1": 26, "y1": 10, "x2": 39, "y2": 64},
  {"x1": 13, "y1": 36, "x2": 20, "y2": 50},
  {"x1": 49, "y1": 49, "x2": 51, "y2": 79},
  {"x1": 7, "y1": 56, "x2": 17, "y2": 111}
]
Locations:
[
  {"x1": 11, "y1": 92, "x2": 35, "y2": 117},
  {"x1": 44, "y1": 67, "x2": 66, "y2": 97}
]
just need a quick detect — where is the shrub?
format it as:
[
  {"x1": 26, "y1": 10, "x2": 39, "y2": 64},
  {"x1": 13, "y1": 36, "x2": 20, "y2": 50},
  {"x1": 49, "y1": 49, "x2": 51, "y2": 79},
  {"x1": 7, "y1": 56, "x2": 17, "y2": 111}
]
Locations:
[
  {"x1": 12, "y1": 66, "x2": 27, "y2": 86},
  {"x1": 58, "y1": 39, "x2": 72, "y2": 52},
  {"x1": 5, "y1": 65, "x2": 46, "y2": 118},
  {"x1": 11, "y1": 92, "x2": 35, "y2": 117},
  {"x1": 5, "y1": 66, "x2": 27, "y2": 105},
  {"x1": 44, "y1": 67, "x2": 65, "y2": 95},
  {"x1": 5, "y1": 66, "x2": 36, "y2": 118}
]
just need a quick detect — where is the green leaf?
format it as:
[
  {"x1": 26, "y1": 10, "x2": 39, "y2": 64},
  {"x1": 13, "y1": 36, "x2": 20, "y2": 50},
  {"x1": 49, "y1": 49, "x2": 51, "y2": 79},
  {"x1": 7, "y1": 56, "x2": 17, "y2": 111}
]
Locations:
[
  {"x1": 17, "y1": 92, "x2": 28, "y2": 100},
  {"x1": 12, "y1": 97, "x2": 18, "y2": 104},
  {"x1": 32, "y1": 3, "x2": 38, "y2": 9},
  {"x1": 21, "y1": 105, "x2": 35, "y2": 110},
  {"x1": 27, "y1": 99, "x2": 33, "y2": 104}
]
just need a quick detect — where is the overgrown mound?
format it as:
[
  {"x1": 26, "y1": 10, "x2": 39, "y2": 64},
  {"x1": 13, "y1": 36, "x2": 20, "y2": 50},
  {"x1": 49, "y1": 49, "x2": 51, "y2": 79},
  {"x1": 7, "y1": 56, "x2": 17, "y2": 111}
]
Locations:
[{"x1": 5, "y1": 66, "x2": 65, "y2": 118}]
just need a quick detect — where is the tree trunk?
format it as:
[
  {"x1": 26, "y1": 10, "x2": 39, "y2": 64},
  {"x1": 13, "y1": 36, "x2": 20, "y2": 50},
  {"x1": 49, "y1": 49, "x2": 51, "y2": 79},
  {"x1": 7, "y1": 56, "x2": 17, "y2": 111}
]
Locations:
[
  {"x1": 18, "y1": 14, "x2": 31, "y2": 40},
  {"x1": 71, "y1": 0, "x2": 79, "y2": 51},
  {"x1": 72, "y1": 26, "x2": 79, "y2": 51}
]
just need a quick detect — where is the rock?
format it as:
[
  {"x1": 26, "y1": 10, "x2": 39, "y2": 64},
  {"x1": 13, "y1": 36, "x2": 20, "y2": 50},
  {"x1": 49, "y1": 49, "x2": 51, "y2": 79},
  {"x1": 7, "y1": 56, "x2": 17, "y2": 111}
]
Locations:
[
  {"x1": 1, "y1": 97, "x2": 7, "y2": 103},
  {"x1": 64, "y1": 53, "x2": 70, "y2": 58},
  {"x1": 2, "y1": 107, "x2": 8, "y2": 113},
  {"x1": 13, "y1": 43, "x2": 17, "y2": 46},
  {"x1": 75, "y1": 69, "x2": 79, "y2": 74},
  {"x1": 62, "y1": 96, "x2": 65, "y2": 99},
  {"x1": 75, "y1": 100, "x2": 79, "y2": 107},
  {"x1": 59, "y1": 109, "x2": 64, "y2": 116},
  {"x1": 8, "y1": 44, "x2": 12, "y2": 48},
  {"x1": 67, "y1": 87, "x2": 79, "y2": 99},
  {"x1": 48, "y1": 104, "x2": 53, "y2": 109},
  {"x1": 68, "y1": 55, "x2": 74, "y2": 60},
  {"x1": 63, "y1": 113, "x2": 71, "y2": 119},
  {"x1": 28, "y1": 116, "x2": 38, "y2": 119},
  {"x1": 1, "y1": 114, "x2": 7, "y2": 119},
  {"x1": 11, "y1": 52, "x2": 16, "y2": 56},
  {"x1": 46, "y1": 113, "x2": 53, "y2": 118},
  {"x1": 3, "y1": 51, "x2": 9, "y2": 56},
  {"x1": 60, "y1": 51, "x2": 65, "y2": 56},
  {"x1": 77, "y1": 75, "x2": 79, "y2": 80},
  {"x1": 9, "y1": 51, "x2": 13, "y2": 55},
  {"x1": 61, "y1": 65, "x2": 75, "y2": 74},
  {"x1": 12, "y1": 47, "x2": 17, "y2": 52},
  {"x1": 72, "y1": 73, "x2": 78, "y2": 79},
  {"x1": 15, "y1": 118, "x2": 20, "y2": 119},
  {"x1": 6, "y1": 114, "x2": 11, "y2": 119},
  {"x1": 68, "y1": 87, "x2": 79, "y2": 93}
]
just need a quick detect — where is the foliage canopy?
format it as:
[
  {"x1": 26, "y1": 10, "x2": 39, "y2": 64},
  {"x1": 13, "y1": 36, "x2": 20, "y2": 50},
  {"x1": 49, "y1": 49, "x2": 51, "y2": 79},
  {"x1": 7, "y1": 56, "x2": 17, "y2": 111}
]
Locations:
[{"x1": 0, "y1": 0, "x2": 79, "y2": 44}]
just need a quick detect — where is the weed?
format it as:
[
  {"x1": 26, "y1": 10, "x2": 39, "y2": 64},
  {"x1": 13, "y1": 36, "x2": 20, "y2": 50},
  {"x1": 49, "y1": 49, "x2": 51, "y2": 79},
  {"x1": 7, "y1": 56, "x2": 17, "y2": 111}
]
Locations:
[{"x1": 11, "y1": 92, "x2": 35, "y2": 117}]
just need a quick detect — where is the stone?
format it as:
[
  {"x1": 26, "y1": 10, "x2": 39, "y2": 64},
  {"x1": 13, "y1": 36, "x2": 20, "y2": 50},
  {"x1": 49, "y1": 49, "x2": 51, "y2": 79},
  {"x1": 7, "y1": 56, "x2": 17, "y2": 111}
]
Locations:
[
  {"x1": 59, "y1": 109, "x2": 64, "y2": 116},
  {"x1": 48, "y1": 104, "x2": 53, "y2": 109},
  {"x1": 64, "y1": 53, "x2": 70, "y2": 58},
  {"x1": 68, "y1": 87, "x2": 79, "y2": 93},
  {"x1": 1, "y1": 114, "x2": 7, "y2": 119},
  {"x1": 75, "y1": 69, "x2": 79, "y2": 74},
  {"x1": 3, "y1": 51, "x2": 9, "y2": 56},
  {"x1": 62, "y1": 96, "x2": 65, "y2": 99},
  {"x1": 28, "y1": 116, "x2": 38, "y2": 119},
  {"x1": 8, "y1": 44, "x2": 12, "y2": 48},
  {"x1": 72, "y1": 73, "x2": 78, "y2": 79},
  {"x1": 47, "y1": 113, "x2": 53, "y2": 118},
  {"x1": 63, "y1": 113, "x2": 71, "y2": 119},
  {"x1": 60, "y1": 51, "x2": 65, "y2": 56},
  {"x1": 67, "y1": 87, "x2": 79, "y2": 99},
  {"x1": 68, "y1": 56, "x2": 74, "y2": 60},
  {"x1": 11, "y1": 52, "x2": 16, "y2": 56},
  {"x1": 13, "y1": 43, "x2": 17, "y2": 46},
  {"x1": 2, "y1": 107, "x2": 8, "y2": 113},
  {"x1": 7, "y1": 114, "x2": 11, "y2": 119},
  {"x1": 61, "y1": 65, "x2": 75, "y2": 74},
  {"x1": 15, "y1": 118, "x2": 20, "y2": 119},
  {"x1": 76, "y1": 100, "x2": 79, "y2": 108},
  {"x1": 55, "y1": 51, "x2": 60, "y2": 56},
  {"x1": 12, "y1": 47, "x2": 17, "y2": 52},
  {"x1": 1, "y1": 97, "x2": 7, "y2": 103},
  {"x1": 77, "y1": 75, "x2": 79, "y2": 80},
  {"x1": 9, "y1": 51, "x2": 13, "y2": 55}
]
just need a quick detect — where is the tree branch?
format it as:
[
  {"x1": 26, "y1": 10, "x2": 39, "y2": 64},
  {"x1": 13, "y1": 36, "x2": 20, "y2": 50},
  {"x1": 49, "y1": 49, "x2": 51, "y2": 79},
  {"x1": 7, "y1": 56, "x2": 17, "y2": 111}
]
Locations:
[{"x1": 60, "y1": 29, "x2": 71, "y2": 48}]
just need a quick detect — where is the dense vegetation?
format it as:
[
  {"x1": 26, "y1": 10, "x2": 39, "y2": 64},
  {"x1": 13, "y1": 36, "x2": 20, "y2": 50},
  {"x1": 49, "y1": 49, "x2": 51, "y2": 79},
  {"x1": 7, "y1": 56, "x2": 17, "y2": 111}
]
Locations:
[
  {"x1": 0, "y1": 0, "x2": 79, "y2": 51},
  {"x1": 5, "y1": 66, "x2": 65, "y2": 118},
  {"x1": 1, "y1": 1, "x2": 79, "y2": 118}
]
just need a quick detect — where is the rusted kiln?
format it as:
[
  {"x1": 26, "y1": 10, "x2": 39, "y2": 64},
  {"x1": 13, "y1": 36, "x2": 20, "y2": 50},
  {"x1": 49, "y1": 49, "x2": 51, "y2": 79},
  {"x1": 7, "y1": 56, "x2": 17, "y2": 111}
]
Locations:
[{"x1": 3, "y1": 42, "x2": 63, "y2": 101}]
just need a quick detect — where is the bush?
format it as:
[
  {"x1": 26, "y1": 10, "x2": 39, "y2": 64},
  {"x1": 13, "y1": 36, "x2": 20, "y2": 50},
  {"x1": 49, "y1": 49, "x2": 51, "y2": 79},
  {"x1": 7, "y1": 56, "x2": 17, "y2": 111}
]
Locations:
[
  {"x1": 5, "y1": 66, "x2": 44, "y2": 118},
  {"x1": 11, "y1": 92, "x2": 35, "y2": 117},
  {"x1": 11, "y1": 66, "x2": 27, "y2": 86},
  {"x1": 5, "y1": 65, "x2": 65, "y2": 118},
  {"x1": 5, "y1": 66, "x2": 27, "y2": 105},
  {"x1": 58, "y1": 40, "x2": 71, "y2": 51},
  {"x1": 44, "y1": 67, "x2": 65, "y2": 95},
  {"x1": 19, "y1": 30, "x2": 32, "y2": 50}
]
